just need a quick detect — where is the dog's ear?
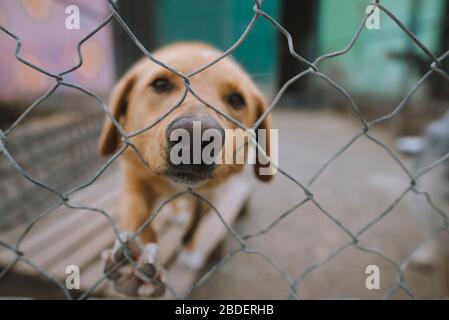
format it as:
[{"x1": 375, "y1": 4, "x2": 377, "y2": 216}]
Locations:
[
  {"x1": 98, "y1": 71, "x2": 136, "y2": 156},
  {"x1": 254, "y1": 95, "x2": 274, "y2": 182}
]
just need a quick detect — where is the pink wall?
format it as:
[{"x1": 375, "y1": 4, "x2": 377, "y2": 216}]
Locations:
[{"x1": 0, "y1": 0, "x2": 115, "y2": 101}]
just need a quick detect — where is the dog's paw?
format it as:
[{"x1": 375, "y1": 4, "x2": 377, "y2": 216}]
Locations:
[
  {"x1": 178, "y1": 249, "x2": 205, "y2": 270},
  {"x1": 409, "y1": 240, "x2": 440, "y2": 272},
  {"x1": 101, "y1": 232, "x2": 166, "y2": 298}
]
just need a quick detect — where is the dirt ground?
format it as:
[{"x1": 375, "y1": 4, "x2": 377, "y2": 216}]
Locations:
[{"x1": 189, "y1": 108, "x2": 449, "y2": 300}]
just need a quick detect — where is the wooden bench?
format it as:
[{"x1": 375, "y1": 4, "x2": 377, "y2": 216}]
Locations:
[{"x1": 0, "y1": 170, "x2": 251, "y2": 299}]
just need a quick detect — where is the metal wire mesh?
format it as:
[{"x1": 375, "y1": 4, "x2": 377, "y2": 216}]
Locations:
[{"x1": 0, "y1": 0, "x2": 449, "y2": 300}]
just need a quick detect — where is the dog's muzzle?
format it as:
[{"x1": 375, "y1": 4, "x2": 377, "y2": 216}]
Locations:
[{"x1": 164, "y1": 113, "x2": 225, "y2": 184}]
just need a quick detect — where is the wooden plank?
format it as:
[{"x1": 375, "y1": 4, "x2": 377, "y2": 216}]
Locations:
[
  {"x1": 20, "y1": 190, "x2": 119, "y2": 259},
  {"x1": 47, "y1": 215, "x2": 117, "y2": 278},
  {"x1": 32, "y1": 205, "x2": 117, "y2": 270},
  {"x1": 0, "y1": 172, "x2": 120, "y2": 248},
  {"x1": 0, "y1": 181, "x2": 120, "y2": 275},
  {"x1": 79, "y1": 260, "x2": 109, "y2": 294},
  {"x1": 0, "y1": 171, "x2": 251, "y2": 299}
]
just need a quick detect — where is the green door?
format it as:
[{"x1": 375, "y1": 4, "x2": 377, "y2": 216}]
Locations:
[
  {"x1": 155, "y1": 0, "x2": 280, "y2": 91},
  {"x1": 317, "y1": 0, "x2": 446, "y2": 99}
]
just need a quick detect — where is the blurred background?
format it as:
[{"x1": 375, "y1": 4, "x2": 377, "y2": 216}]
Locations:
[{"x1": 0, "y1": 0, "x2": 449, "y2": 299}]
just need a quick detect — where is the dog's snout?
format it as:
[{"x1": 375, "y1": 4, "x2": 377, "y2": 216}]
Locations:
[
  {"x1": 165, "y1": 114, "x2": 224, "y2": 181},
  {"x1": 166, "y1": 114, "x2": 225, "y2": 151}
]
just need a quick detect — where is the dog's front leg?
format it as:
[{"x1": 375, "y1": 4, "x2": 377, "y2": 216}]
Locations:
[
  {"x1": 102, "y1": 169, "x2": 166, "y2": 298},
  {"x1": 178, "y1": 199, "x2": 210, "y2": 270},
  {"x1": 118, "y1": 175, "x2": 158, "y2": 244}
]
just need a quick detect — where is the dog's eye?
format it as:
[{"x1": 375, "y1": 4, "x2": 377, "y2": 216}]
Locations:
[
  {"x1": 226, "y1": 93, "x2": 245, "y2": 109},
  {"x1": 151, "y1": 77, "x2": 173, "y2": 93}
]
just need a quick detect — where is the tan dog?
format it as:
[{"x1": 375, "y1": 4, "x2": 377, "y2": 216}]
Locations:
[{"x1": 98, "y1": 42, "x2": 272, "y2": 297}]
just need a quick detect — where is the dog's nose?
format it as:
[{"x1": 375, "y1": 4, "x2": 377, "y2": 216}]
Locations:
[{"x1": 166, "y1": 114, "x2": 225, "y2": 170}]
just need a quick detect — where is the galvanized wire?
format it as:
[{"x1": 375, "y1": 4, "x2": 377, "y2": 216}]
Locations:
[{"x1": 0, "y1": 0, "x2": 448, "y2": 300}]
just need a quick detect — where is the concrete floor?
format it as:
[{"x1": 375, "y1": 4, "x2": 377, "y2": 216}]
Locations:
[{"x1": 190, "y1": 108, "x2": 449, "y2": 299}]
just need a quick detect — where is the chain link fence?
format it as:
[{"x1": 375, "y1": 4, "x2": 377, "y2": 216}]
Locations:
[{"x1": 1, "y1": 0, "x2": 449, "y2": 299}]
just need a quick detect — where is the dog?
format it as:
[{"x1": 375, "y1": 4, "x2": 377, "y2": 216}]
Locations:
[{"x1": 98, "y1": 42, "x2": 273, "y2": 297}]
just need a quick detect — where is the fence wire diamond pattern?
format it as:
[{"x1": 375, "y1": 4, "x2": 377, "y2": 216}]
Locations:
[{"x1": 0, "y1": 0, "x2": 448, "y2": 300}]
